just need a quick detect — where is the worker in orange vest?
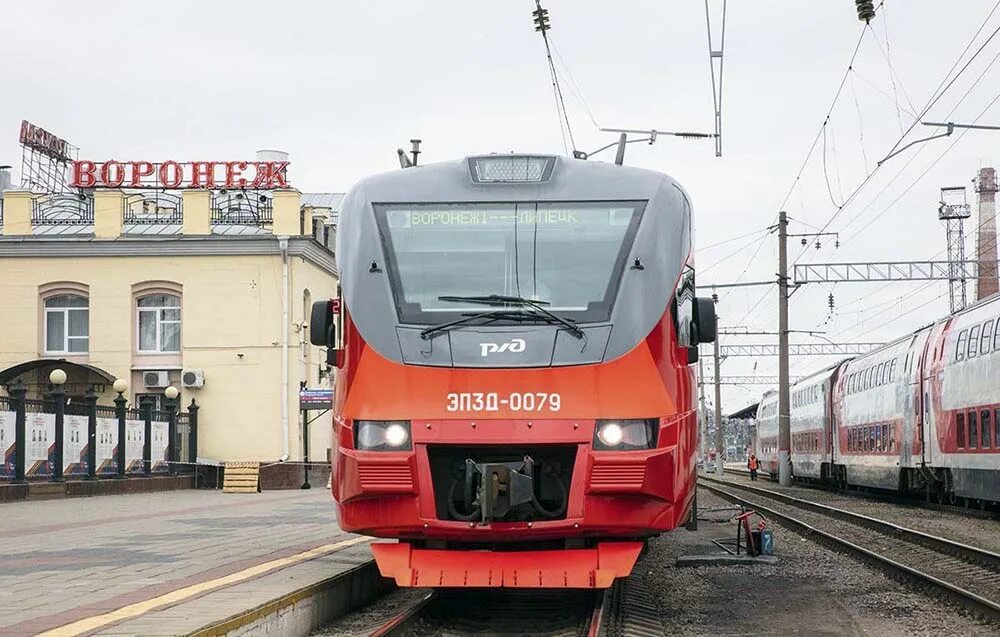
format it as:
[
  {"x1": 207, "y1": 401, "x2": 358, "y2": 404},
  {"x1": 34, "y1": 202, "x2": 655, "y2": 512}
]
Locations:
[{"x1": 747, "y1": 454, "x2": 760, "y2": 481}]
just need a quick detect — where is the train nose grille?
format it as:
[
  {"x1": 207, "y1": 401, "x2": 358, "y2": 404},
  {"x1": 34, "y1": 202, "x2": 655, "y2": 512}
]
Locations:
[
  {"x1": 589, "y1": 463, "x2": 646, "y2": 491},
  {"x1": 358, "y1": 463, "x2": 415, "y2": 491}
]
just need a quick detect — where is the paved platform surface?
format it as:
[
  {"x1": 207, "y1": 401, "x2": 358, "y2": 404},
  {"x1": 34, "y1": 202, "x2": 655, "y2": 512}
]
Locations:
[{"x1": 0, "y1": 488, "x2": 372, "y2": 636}]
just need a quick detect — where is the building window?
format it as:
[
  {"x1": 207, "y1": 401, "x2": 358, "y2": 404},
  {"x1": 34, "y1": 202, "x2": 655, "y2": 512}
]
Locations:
[
  {"x1": 44, "y1": 295, "x2": 89, "y2": 354},
  {"x1": 137, "y1": 294, "x2": 181, "y2": 353}
]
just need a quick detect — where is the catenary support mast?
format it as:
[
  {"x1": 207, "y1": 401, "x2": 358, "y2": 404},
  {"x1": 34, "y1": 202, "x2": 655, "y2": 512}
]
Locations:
[{"x1": 777, "y1": 211, "x2": 792, "y2": 486}]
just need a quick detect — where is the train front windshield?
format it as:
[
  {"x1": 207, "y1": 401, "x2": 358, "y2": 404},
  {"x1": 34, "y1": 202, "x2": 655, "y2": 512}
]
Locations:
[{"x1": 374, "y1": 201, "x2": 644, "y2": 324}]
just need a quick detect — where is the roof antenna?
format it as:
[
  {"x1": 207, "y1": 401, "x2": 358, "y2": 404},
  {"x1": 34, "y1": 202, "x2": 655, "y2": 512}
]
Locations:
[{"x1": 410, "y1": 139, "x2": 421, "y2": 166}]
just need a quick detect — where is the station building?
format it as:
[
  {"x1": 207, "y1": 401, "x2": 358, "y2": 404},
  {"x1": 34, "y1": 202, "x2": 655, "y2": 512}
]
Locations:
[{"x1": 0, "y1": 159, "x2": 342, "y2": 488}]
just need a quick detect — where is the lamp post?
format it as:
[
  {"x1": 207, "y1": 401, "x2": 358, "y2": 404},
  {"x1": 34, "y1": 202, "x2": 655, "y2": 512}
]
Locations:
[
  {"x1": 164, "y1": 386, "x2": 179, "y2": 475},
  {"x1": 113, "y1": 379, "x2": 128, "y2": 478},
  {"x1": 50, "y1": 369, "x2": 67, "y2": 483}
]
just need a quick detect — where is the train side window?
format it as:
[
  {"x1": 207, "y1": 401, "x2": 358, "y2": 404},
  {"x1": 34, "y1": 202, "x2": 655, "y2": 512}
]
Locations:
[
  {"x1": 889, "y1": 359, "x2": 897, "y2": 382},
  {"x1": 995, "y1": 408, "x2": 1000, "y2": 449},
  {"x1": 956, "y1": 330, "x2": 967, "y2": 361},
  {"x1": 982, "y1": 320, "x2": 995, "y2": 355},
  {"x1": 968, "y1": 325, "x2": 981, "y2": 358},
  {"x1": 994, "y1": 318, "x2": 1000, "y2": 352},
  {"x1": 969, "y1": 411, "x2": 978, "y2": 448},
  {"x1": 889, "y1": 425, "x2": 895, "y2": 452},
  {"x1": 982, "y1": 410, "x2": 991, "y2": 448},
  {"x1": 956, "y1": 413, "x2": 965, "y2": 448}
]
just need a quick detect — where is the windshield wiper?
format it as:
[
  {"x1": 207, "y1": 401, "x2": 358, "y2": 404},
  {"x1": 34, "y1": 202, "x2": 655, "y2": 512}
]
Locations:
[{"x1": 437, "y1": 295, "x2": 584, "y2": 339}]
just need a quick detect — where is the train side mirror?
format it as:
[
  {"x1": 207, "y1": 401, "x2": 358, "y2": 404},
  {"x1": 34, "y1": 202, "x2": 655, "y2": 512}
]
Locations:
[
  {"x1": 310, "y1": 300, "x2": 335, "y2": 346},
  {"x1": 694, "y1": 297, "x2": 717, "y2": 344},
  {"x1": 310, "y1": 299, "x2": 343, "y2": 367}
]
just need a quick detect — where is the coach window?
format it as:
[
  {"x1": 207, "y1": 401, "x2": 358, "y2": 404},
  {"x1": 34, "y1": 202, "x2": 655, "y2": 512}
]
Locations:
[
  {"x1": 969, "y1": 325, "x2": 981, "y2": 358},
  {"x1": 956, "y1": 413, "x2": 965, "y2": 448},
  {"x1": 982, "y1": 320, "x2": 995, "y2": 355},
  {"x1": 956, "y1": 330, "x2": 968, "y2": 361},
  {"x1": 968, "y1": 411, "x2": 978, "y2": 448},
  {"x1": 995, "y1": 409, "x2": 1000, "y2": 449},
  {"x1": 982, "y1": 410, "x2": 991, "y2": 448},
  {"x1": 994, "y1": 319, "x2": 1000, "y2": 352},
  {"x1": 889, "y1": 359, "x2": 897, "y2": 382}
]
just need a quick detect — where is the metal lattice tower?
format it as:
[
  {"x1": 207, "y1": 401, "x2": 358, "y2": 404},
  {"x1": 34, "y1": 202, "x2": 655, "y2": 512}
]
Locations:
[{"x1": 939, "y1": 186, "x2": 972, "y2": 313}]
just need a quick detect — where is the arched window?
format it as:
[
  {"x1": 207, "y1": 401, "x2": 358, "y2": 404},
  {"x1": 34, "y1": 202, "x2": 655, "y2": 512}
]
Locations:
[
  {"x1": 137, "y1": 294, "x2": 181, "y2": 353},
  {"x1": 45, "y1": 295, "x2": 89, "y2": 354}
]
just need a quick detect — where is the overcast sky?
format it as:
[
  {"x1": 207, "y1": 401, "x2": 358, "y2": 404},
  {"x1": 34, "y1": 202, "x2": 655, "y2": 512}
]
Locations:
[{"x1": 3, "y1": 1, "x2": 999, "y2": 413}]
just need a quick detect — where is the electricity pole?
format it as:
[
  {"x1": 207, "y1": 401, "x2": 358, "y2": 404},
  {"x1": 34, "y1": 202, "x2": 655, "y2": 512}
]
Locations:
[
  {"x1": 777, "y1": 211, "x2": 792, "y2": 486},
  {"x1": 713, "y1": 336, "x2": 724, "y2": 475}
]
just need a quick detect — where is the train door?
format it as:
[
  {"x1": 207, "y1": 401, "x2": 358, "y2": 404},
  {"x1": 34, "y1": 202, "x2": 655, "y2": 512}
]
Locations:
[
  {"x1": 917, "y1": 325, "x2": 942, "y2": 467},
  {"x1": 903, "y1": 331, "x2": 928, "y2": 468}
]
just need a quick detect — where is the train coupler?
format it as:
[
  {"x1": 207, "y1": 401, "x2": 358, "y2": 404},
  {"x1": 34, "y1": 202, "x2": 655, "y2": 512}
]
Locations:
[{"x1": 465, "y1": 456, "x2": 536, "y2": 524}]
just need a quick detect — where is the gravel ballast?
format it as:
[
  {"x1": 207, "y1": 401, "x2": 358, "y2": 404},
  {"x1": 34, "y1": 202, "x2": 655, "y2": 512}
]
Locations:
[{"x1": 632, "y1": 488, "x2": 996, "y2": 636}]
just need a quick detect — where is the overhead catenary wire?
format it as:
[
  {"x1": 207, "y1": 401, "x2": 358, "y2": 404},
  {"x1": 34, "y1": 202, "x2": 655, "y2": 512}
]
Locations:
[
  {"x1": 791, "y1": 6, "x2": 1000, "y2": 265},
  {"x1": 532, "y1": 0, "x2": 576, "y2": 154}
]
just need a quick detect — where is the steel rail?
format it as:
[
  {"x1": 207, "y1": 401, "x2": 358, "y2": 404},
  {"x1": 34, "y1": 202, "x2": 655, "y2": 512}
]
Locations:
[
  {"x1": 699, "y1": 480, "x2": 1000, "y2": 623},
  {"x1": 723, "y1": 465, "x2": 999, "y2": 520},
  {"x1": 370, "y1": 586, "x2": 611, "y2": 636},
  {"x1": 701, "y1": 475, "x2": 1000, "y2": 571},
  {"x1": 369, "y1": 591, "x2": 436, "y2": 637}
]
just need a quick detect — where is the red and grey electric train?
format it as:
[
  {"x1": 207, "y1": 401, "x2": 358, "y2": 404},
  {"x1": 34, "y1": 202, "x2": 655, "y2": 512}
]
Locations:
[
  {"x1": 755, "y1": 291, "x2": 1000, "y2": 505},
  {"x1": 310, "y1": 154, "x2": 716, "y2": 588}
]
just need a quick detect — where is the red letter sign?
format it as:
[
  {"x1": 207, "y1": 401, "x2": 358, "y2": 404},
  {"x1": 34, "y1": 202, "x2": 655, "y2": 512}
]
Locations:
[
  {"x1": 130, "y1": 161, "x2": 155, "y2": 187},
  {"x1": 225, "y1": 161, "x2": 248, "y2": 188},
  {"x1": 100, "y1": 161, "x2": 125, "y2": 188},
  {"x1": 190, "y1": 161, "x2": 216, "y2": 188},
  {"x1": 159, "y1": 161, "x2": 183, "y2": 188},
  {"x1": 71, "y1": 161, "x2": 97, "y2": 188}
]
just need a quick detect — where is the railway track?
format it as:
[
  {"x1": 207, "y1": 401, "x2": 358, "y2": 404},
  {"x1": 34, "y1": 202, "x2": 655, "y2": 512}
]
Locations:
[
  {"x1": 369, "y1": 575, "x2": 663, "y2": 636},
  {"x1": 722, "y1": 466, "x2": 999, "y2": 520},
  {"x1": 700, "y1": 475, "x2": 1000, "y2": 623}
]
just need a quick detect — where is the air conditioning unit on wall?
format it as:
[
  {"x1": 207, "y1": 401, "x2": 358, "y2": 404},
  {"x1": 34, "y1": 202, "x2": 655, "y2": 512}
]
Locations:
[
  {"x1": 143, "y1": 371, "x2": 170, "y2": 388},
  {"x1": 182, "y1": 369, "x2": 205, "y2": 388}
]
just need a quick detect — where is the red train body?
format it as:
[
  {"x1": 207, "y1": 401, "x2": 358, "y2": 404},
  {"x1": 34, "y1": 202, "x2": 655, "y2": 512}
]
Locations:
[{"x1": 311, "y1": 155, "x2": 716, "y2": 588}]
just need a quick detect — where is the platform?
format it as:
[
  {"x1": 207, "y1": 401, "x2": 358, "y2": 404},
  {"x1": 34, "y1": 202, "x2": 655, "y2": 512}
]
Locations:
[{"x1": 0, "y1": 488, "x2": 379, "y2": 636}]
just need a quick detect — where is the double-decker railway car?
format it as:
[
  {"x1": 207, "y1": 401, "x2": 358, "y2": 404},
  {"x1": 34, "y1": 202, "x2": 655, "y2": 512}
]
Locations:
[
  {"x1": 924, "y1": 293, "x2": 1000, "y2": 501},
  {"x1": 830, "y1": 336, "x2": 913, "y2": 490},
  {"x1": 789, "y1": 365, "x2": 838, "y2": 480},
  {"x1": 754, "y1": 292, "x2": 1000, "y2": 506},
  {"x1": 310, "y1": 154, "x2": 717, "y2": 588},
  {"x1": 755, "y1": 391, "x2": 778, "y2": 477}
]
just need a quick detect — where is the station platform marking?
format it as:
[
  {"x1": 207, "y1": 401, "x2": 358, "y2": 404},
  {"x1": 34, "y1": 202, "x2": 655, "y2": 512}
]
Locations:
[
  {"x1": 36, "y1": 535, "x2": 371, "y2": 637},
  {"x1": 0, "y1": 488, "x2": 358, "y2": 637}
]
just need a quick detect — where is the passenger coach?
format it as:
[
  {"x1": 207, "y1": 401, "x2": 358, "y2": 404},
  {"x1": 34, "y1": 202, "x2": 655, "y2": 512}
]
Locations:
[{"x1": 310, "y1": 154, "x2": 717, "y2": 588}]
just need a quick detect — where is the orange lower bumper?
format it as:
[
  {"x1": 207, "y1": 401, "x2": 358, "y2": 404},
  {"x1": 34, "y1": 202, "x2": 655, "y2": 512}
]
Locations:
[{"x1": 370, "y1": 541, "x2": 643, "y2": 588}]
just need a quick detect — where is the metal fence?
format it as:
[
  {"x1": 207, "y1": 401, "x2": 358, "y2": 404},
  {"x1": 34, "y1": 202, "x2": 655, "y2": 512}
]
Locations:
[
  {"x1": 122, "y1": 191, "x2": 183, "y2": 225},
  {"x1": 31, "y1": 192, "x2": 94, "y2": 226},
  {"x1": 211, "y1": 191, "x2": 273, "y2": 226},
  {"x1": 0, "y1": 384, "x2": 199, "y2": 483}
]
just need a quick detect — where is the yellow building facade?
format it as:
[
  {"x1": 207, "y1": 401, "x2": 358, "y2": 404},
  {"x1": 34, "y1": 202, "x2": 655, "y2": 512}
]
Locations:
[{"x1": 0, "y1": 186, "x2": 339, "y2": 487}]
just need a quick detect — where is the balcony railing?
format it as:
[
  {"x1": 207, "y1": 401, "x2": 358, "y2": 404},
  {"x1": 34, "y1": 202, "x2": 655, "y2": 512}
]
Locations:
[
  {"x1": 31, "y1": 192, "x2": 94, "y2": 226},
  {"x1": 123, "y1": 191, "x2": 183, "y2": 225},
  {"x1": 211, "y1": 191, "x2": 273, "y2": 226}
]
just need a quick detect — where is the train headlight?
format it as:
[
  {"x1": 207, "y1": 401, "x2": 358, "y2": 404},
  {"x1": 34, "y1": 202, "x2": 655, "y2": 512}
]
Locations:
[
  {"x1": 354, "y1": 420, "x2": 412, "y2": 451},
  {"x1": 593, "y1": 419, "x2": 658, "y2": 451}
]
